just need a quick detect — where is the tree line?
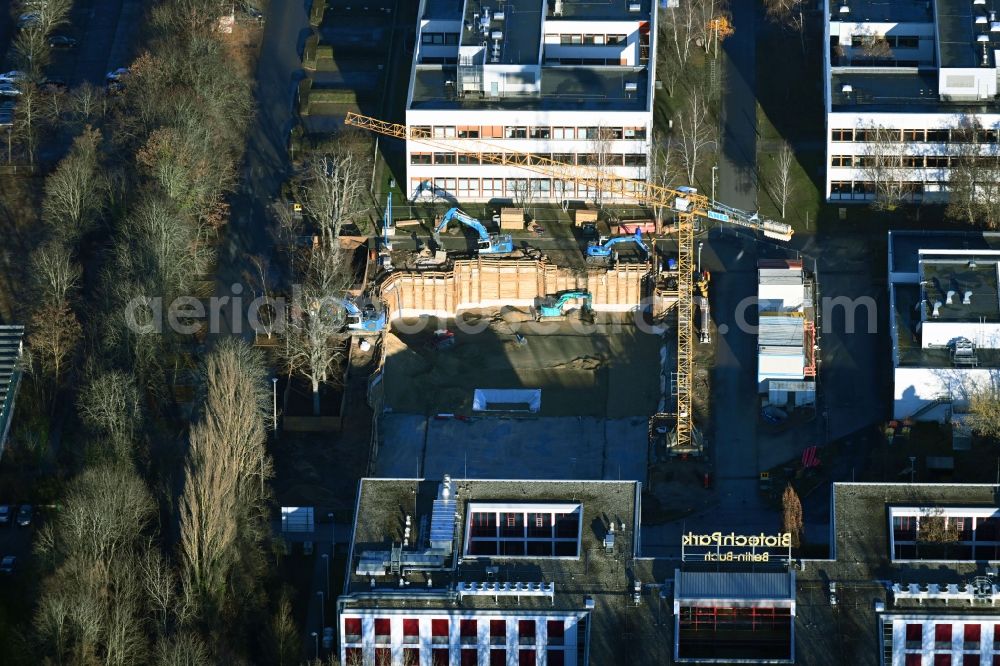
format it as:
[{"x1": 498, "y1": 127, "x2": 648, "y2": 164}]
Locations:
[{"x1": 7, "y1": 0, "x2": 308, "y2": 664}]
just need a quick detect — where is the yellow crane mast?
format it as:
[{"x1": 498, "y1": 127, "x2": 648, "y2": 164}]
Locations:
[{"x1": 344, "y1": 111, "x2": 792, "y2": 455}]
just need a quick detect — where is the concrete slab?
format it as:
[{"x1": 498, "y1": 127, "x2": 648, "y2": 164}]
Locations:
[{"x1": 376, "y1": 414, "x2": 649, "y2": 481}]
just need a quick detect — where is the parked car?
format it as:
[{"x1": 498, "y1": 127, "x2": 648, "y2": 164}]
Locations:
[
  {"x1": 16, "y1": 504, "x2": 32, "y2": 527},
  {"x1": 0, "y1": 84, "x2": 21, "y2": 97},
  {"x1": 39, "y1": 77, "x2": 67, "y2": 93},
  {"x1": 0, "y1": 556, "x2": 14, "y2": 574},
  {"x1": 17, "y1": 13, "x2": 41, "y2": 29},
  {"x1": 0, "y1": 505, "x2": 9, "y2": 525},
  {"x1": 48, "y1": 35, "x2": 78, "y2": 49},
  {"x1": 0, "y1": 71, "x2": 26, "y2": 84},
  {"x1": 105, "y1": 67, "x2": 130, "y2": 82}
]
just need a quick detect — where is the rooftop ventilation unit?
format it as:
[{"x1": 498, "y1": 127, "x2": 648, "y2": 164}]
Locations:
[
  {"x1": 992, "y1": 21, "x2": 1000, "y2": 32},
  {"x1": 946, "y1": 290, "x2": 956, "y2": 304},
  {"x1": 494, "y1": 11, "x2": 505, "y2": 20},
  {"x1": 624, "y1": 81, "x2": 638, "y2": 92},
  {"x1": 977, "y1": 34, "x2": 990, "y2": 42},
  {"x1": 429, "y1": 475, "x2": 457, "y2": 554},
  {"x1": 628, "y1": 2, "x2": 641, "y2": 12},
  {"x1": 839, "y1": 4, "x2": 850, "y2": 13},
  {"x1": 977, "y1": 15, "x2": 989, "y2": 24},
  {"x1": 491, "y1": 30, "x2": 503, "y2": 40},
  {"x1": 554, "y1": 0, "x2": 563, "y2": 16},
  {"x1": 932, "y1": 301, "x2": 942, "y2": 318},
  {"x1": 975, "y1": 0, "x2": 986, "y2": 5},
  {"x1": 841, "y1": 84, "x2": 853, "y2": 93},
  {"x1": 964, "y1": 290, "x2": 973, "y2": 305}
]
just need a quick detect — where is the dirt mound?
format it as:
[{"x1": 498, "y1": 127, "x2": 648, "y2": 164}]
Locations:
[{"x1": 551, "y1": 356, "x2": 603, "y2": 371}]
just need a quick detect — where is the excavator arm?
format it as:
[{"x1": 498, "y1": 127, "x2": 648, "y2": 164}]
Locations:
[
  {"x1": 587, "y1": 229, "x2": 649, "y2": 258},
  {"x1": 434, "y1": 207, "x2": 513, "y2": 255}
]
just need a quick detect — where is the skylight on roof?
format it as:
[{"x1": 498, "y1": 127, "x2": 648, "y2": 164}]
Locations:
[{"x1": 464, "y1": 502, "x2": 582, "y2": 558}]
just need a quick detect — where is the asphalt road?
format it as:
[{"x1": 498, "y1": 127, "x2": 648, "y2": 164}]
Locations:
[
  {"x1": 212, "y1": 0, "x2": 312, "y2": 338},
  {"x1": 717, "y1": 0, "x2": 758, "y2": 210}
]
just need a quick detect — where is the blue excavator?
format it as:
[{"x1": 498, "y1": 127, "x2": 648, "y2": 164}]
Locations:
[
  {"x1": 433, "y1": 207, "x2": 513, "y2": 255},
  {"x1": 344, "y1": 298, "x2": 386, "y2": 335},
  {"x1": 585, "y1": 229, "x2": 649, "y2": 264},
  {"x1": 537, "y1": 291, "x2": 592, "y2": 320}
]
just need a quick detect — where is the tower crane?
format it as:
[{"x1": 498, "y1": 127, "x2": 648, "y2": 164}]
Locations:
[{"x1": 344, "y1": 111, "x2": 793, "y2": 455}]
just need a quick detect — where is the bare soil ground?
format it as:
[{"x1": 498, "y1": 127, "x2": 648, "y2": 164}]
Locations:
[{"x1": 382, "y1": 310, "x2": 661, "y2": 417}]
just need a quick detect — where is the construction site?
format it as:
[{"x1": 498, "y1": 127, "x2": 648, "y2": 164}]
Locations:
[{"x1": 339, "y1": 113, "x2": 805, "y2": 499}]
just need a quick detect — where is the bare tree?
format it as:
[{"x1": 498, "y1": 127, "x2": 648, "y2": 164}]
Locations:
[
  {"x1": 947, "y1": 115, "x2": 1000, "y2": 229},
  {"x1": 77, "y1": 370, "x2": 143, "y2": 459},
  {"x1": 649, "y1": 135, "x2": 680, "y2": 230},
  {"x1": 587, "y1": 125, "x2": 617, "y2": 209},
  {"x1": 154, "y1": 632, "x2": 212, "y2": 666},
  {"x1": 674, "y1": 91, "x2": 716, "y2": 184},
  {"x1": 12, "y1": 26, "x2": 50, "y2": 77},
  {"x1": 282, "y1": 245, "x2": 352, "y2": 416},
  {"x1": 781, "y1": 483, "x2": 803, "y2": 548},
  {"x1": 12, "y1": 82, "x2": 43, "y2": 164},
  {"x1": 853, "y1": 26, "x2": 893, "y2": 63},
  {"x1": 768, "y1": 140, "x2": 797, "y2": 219},
  {"x1": 294, "y1": 146, "x2": 369, "y2": 248},
  {"x1": 28, "y1": 299, "x2": 81, "y2": 388},
  {"x1": 42, "y1": 126, "x2": 104, "y2": 242},
  {"x1": 861, "y1": 125, "x2": 908, "y2": 210},
  {"x1": 658, "y1": 1, "x2": 697, "y2": 95},
  {"x1": 31, "y1": 239, "x2": 81, "y2": 306},
  {"x1": 763, "y1": 0, "x2": 805, "y2": 41},
  {"x1": 266, "y1": 587, "x2": 300, "y2": 666},
  {"x1": 16, "y1": 0, "x2": 73, "y2": 35},
  {"x1": 179, "y1": 339, "x2": 271, "y2": 617}
]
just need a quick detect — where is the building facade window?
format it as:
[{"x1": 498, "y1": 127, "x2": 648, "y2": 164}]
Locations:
[
  {"x1": 506, "y1": 126, "x2": 528, "y2": 139},
  {"x1": 832, "y1": 128, "x2": 853, "y2": 141}
]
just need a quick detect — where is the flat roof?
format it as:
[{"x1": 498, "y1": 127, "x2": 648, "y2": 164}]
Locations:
[
  {"x1": 890, "y1": 230, "x2": 1000, "y2": 274},
  {"x1": 462, "y1": 0, "x2": 542, "y2": 65},
  {"x1": 675, "y1": 570, "x2": 795, "y2": 602},
  {"x1": 921, "y1": 261, "x2": 1000, "y2": 322},
  {"x1": 342, "y1": 478, "x2": 673, "y2": 663},
  {"x1": 830, "y1": 0, "x2": 934, "y2": 23},
  {"x1": 937, "y1": 0, "x2": 1000, "y2": 68},
  {"x1": 554, "y1": 0, "x2": 652, "y2": 20},
  {"x1": 424, "y1": 0, "x2": 463, "y2": 20},
  {"x1": 410, "y1": 65, "x2": 648, "y2": 110},
  {"x1": 830, "y1": 70, "x2": 942, "y2": 110}
]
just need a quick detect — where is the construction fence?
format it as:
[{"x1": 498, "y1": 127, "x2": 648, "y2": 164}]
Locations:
[{"x1": 379, "y1": 258, "x2": 655, "y2": 319}]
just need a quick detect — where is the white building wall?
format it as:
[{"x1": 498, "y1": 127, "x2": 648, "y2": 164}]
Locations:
[
  {"x1": 340, "y1": 610, "x2": 584, "y2": 666},
  {"x1": 886, "y1": 615, "x2": 998, "y2": 666},
  {"x1": 892, "y1": 366, "x2": 996, "y2": 420},
  {"x1": 825, "y1": 111, "x2": 1000, "y2": 201},
  {"x1": 404, "y1": 109, "x2": 653, "y2": 202}
]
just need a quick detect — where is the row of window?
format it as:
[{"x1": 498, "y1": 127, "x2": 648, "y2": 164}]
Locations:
[
  {"x1": 422, "y1": 32, "x2": 459, "y2": 46},
  {"x1": 832, "y1": 128, "x2": 1000, "y2": 143},
  {"x1": 344, "y1": 647, "x2": 564, "y2": 666},
  {"x1": 848, "y1": 35, "x2": 921, "y2": 49},
  {"x1": 829, "y1": 155, "x2": 984, "y2": 168},
  {"x1": 412, "y1": 125, "x2": 647, "y2": 140},
  {"x1": 412, "y1": 177, "x2": 635, "y2": 198},
  {"x1": 830, "y1": 181, "x2": 928, "y2": 196},
  {"x1": 346, "y1": 618, "x2": 564, "y2": 644},
  {"x1": 543, "y1": 57, "x2": 630, "y2": 66},
  {"x1": 549, "y1": 33, "x2": 628, "y2": 46},
  {"x1": 411, "y1": 152, "x2": 648, "y2": 166},
  {"x1": 905, "y1": 656, "x2": 1000, "y2": 666}
]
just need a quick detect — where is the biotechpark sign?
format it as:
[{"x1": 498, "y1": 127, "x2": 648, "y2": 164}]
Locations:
[{"x1": 681, "y1": 532, "x2": 793, "y2": 563}]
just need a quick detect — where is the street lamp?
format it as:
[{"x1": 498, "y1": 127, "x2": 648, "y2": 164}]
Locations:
[
  {"x1": 271, "y1": 377, "x2": 278, "y2": 433},
  {"x1": 711, "y1": 165, "x2": 718, "y2": 204},
  {"x1": 321, "y1": 553, "x2": 330, "y2": 598},
  {"x1": 697, "y1": 242, "x2": 704, "y2": 274},
  {"x1": 311, "y1": 631, "x2": 318, "y2": 660},
  {"x1": 317, "y1": 590, "x2": 325, "y2": 628},
  {"x1": 334, "y1": 513, "x2": 337, "y2": 553}
]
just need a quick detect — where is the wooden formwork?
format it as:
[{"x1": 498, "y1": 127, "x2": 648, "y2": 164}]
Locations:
[{"x1": 379, "y1": 259, "x2": 652, "y2": 319}]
